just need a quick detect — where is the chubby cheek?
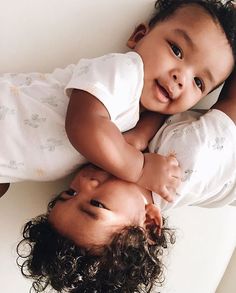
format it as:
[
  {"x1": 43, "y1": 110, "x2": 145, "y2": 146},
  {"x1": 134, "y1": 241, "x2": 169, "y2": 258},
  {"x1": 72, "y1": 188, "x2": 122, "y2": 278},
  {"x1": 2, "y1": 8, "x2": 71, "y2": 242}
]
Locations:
[
  {"x1": 124, "y1": 203, "x2": 146, "y2": 226},
  {"x1": 48, "y1": 204, "x2": 73, "y2": 232},
  {"x1": 171, "y1": 96, "x2": 198, "y2": 113}
]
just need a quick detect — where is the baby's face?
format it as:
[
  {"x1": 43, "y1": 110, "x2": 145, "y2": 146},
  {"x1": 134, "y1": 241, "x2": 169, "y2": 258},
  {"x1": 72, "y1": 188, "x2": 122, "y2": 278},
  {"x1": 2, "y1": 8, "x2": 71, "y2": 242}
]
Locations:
[
  {"x1": 48, "y1": 165, "x2": 152, "y2": 250},
  {"x1": 128, "y1": 4, "x2": 234, "y2": 114}
]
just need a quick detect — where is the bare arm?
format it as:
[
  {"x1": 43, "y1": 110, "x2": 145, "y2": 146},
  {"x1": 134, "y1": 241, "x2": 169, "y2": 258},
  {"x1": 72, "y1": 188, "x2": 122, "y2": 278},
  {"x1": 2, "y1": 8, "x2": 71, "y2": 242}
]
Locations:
[
  {"x1": 66, "y1": 89, "x2": 145, "y2": 182},
  {"x1": 123, "y1": 111, "x2": 167, "y2": 151},
  {"x1": 213, "y1": 68, "x2": 236, "y2": 122},
  {"x1": 66, "y1": 90, "x2": 180, "y2": 199},
  {"x1": 0, "y1": 183, "x2": 10, "y2": 198}
]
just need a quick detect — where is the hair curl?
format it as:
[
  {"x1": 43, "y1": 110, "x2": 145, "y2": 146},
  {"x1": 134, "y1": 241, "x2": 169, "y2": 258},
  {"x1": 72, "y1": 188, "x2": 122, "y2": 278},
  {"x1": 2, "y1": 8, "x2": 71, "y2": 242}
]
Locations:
[
  {"x1": 16, "y1": 197, "x2": 175, "y2": 293},
  {"x1": 149, "y1": 0, "x2": 236, "y2": 61}
]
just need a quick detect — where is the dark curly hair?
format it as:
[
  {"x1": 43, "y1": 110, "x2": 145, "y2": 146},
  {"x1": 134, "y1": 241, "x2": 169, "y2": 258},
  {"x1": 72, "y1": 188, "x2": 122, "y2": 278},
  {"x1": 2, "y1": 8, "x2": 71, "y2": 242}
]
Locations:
[
  {"x1": 16, "y1": 196, "x2": 175, "y2": 293},
  {"x1": 149, "y1": 0, "x2": 236, "y2": 61}
]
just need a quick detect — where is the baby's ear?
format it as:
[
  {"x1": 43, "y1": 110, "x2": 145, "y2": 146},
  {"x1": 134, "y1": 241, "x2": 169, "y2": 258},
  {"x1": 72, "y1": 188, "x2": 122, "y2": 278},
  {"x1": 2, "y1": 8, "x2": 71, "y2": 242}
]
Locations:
[
  {"x1": 144, "y1": 203, "x2": 163, "y2": 243},
  {"x1": 127, "y1": 23, "x2": 149, "y2": 49}
]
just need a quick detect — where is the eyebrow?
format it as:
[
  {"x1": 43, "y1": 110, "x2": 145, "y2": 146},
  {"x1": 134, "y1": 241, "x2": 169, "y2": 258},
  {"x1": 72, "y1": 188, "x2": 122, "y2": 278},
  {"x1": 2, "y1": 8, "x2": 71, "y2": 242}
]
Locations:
[{"x1": 173, "y1": 28, "x2": 196, "y2": 50}]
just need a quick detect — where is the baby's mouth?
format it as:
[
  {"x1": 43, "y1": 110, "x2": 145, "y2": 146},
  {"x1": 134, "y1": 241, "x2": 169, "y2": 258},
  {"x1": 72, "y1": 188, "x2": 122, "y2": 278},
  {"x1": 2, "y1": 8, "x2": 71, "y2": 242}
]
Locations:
[
  {"x1": 157, "y1": 81, "x2": 169, "y2": 97},
  {"x1": 155, "y1": 80, "x2": 171, "y2": 103}
]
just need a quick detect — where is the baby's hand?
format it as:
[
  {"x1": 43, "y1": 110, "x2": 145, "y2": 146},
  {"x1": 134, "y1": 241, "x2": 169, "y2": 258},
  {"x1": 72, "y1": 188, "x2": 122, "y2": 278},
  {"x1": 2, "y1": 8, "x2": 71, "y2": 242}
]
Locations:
[{"x1": 137, "y1": 153, "x2": 181, "y2": 202}]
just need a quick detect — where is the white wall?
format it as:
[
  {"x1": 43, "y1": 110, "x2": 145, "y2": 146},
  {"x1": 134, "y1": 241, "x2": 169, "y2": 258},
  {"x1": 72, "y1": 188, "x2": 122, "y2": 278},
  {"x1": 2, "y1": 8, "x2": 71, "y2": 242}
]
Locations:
[{"x1": 0, "y1": 0, "x2": 155, "y2": 73}]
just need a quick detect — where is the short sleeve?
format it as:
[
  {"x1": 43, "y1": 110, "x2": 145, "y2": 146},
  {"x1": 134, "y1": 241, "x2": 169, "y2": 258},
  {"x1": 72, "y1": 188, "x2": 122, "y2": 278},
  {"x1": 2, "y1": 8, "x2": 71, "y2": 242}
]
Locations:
[{"x1": 65, "y1": 52, "x2": 143, "y2": 126}]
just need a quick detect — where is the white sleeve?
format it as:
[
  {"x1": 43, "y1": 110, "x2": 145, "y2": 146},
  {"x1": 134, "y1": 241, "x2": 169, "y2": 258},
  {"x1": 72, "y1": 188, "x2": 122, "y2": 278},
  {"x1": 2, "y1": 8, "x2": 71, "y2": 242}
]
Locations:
[
  {"x1": 65, "y1": 52, "x2": 143, "y2": 123},
  {"x1": 150, "y1": 109, "x2": 236, "y2": 211}
]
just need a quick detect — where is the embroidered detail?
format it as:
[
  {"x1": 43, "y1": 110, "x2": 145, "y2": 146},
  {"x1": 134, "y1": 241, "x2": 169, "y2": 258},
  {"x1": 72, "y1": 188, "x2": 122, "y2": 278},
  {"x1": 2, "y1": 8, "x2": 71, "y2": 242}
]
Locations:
[
  {"x1": 165, "y1": 118, "x2": 172, "y2": 125},
  {"x1": 38, "y1": 73, "x2": 47, "y2": 80},
  {"x1": 0, "y1": 106, "x2": 15, "y2": 120},
  {"x1": 25, "y1": 76, "x2": 32, "y2": 86},
  {"x1": 40, "y1": 96, "x2": 60, "y2": 107},
  {"x1": 222, "y1": 180, "x2": 232, "y2": 191},
  {"x1": 40, "y1": 138, "x2": 63, "y2": 151},
  {"x1": 182, "y1": 169, "x2": 195, "y2": 182},
  {"x1": 172, "y1": 122, "x2": 201, "y2": 138},
  {"x1": 35, "y1": 168, "x2": 45, "y2": 177},
  {"x1": 10, "y1": 85, "x2": 20, "y2": 97},
  {"x1": 0, "y1": 160, "x2": 24, "y2": 170},
  {"x1": 24, "y1": 114, "x2": 46, "y2": 128},
  {"x1": 208, "y1": 137, "x2": 225, "y2": 150},
  {"x1": 77, "y1": 65, "x2": 90, "y2": 76}
]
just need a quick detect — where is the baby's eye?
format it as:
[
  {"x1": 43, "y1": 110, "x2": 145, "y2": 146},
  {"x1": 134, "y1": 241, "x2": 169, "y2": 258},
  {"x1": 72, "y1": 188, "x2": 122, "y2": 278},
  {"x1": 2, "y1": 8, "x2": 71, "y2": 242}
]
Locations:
[
  {"x1": 90, "y1": 199, "x2": 106, "y2": 209},
  {"x1": 170, "y1": 43, "x2": 182, "y2": 59},
  {"x1": 65, "y1": 188, "x2": 77, "y2": 196},
  {"x1": 194, "y1": 77, "x2": 204, "y2": 92}
]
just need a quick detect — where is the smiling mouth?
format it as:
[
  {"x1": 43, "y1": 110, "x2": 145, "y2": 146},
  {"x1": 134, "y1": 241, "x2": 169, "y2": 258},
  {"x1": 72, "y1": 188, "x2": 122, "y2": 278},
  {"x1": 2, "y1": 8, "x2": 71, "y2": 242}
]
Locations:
[{"x1": 154, "y1": 80, "x2": 171, "y2": 103}]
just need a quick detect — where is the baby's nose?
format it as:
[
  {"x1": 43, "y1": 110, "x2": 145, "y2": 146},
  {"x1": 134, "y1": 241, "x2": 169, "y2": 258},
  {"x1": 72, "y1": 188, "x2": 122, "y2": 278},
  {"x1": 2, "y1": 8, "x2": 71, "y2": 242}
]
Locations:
[
  {"x1": 80, "y1": 177, "x2": 100, "y2": 192},
  {"x1": 172, "y1": 73, "x2": 185, "y2": 88}
]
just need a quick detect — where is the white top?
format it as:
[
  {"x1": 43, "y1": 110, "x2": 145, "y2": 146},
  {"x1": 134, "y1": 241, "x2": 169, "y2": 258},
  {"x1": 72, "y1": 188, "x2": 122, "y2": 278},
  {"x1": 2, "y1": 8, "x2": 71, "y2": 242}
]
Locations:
[
  {"x1": 65, "y1": 52, "x2": 143, "y2": 132},
  {"x1": 0, "y1": 65, "x2": 87, "y2": 183},
  {"x1": 0, "y1": 52, "x2": 144, "y2": 183},
  {"x1": 149, "y1": 109, "x2": 236, "y2": 210}
]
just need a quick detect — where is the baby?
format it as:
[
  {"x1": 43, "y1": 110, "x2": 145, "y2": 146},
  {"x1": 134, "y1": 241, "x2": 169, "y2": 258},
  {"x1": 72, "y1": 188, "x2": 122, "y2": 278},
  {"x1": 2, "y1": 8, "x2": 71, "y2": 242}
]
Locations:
[
  {"x1": 1, "y1": 0, "x2": 235, "y2": 202},
  {"x1": 17, "y1": 68, "x2": 236, "y2": 293}
]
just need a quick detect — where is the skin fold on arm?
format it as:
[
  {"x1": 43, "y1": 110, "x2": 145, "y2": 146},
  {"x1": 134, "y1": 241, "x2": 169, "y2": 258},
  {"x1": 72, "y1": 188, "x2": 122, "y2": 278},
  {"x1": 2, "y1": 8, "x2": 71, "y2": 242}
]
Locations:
[{"x1": 123, "y1": 111, "x2": 167, "y2": 151}]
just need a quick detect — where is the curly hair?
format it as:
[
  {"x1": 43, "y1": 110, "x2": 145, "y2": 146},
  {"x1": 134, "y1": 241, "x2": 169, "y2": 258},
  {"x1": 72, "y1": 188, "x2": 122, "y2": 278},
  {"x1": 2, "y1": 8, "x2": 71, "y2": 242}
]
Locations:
[
  {"x1": 149, "y1": 0, "x2": 236, "y2": 61},
  {"x1": 16, "y1": 197, "x2": 175, "y2": 293}
]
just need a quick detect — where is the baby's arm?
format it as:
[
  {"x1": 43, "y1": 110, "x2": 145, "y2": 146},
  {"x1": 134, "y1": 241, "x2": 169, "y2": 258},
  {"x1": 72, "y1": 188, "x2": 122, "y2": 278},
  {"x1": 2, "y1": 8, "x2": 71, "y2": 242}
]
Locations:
[
  {"x1": 213, "y1": 68, "x2": 236, "y2": 121},
  {"x1": 66, "y1": 90, "x2": 180, "y2": 200},
  {"x1": 66, "y1": 90, "x2": 143, "y2": 181},
  {"x1": 123, "y1": 111, "x2": 167, "y2": 151},
  {"x1": 0, "y1": 183, "x2": 10, "y2": 198}
]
